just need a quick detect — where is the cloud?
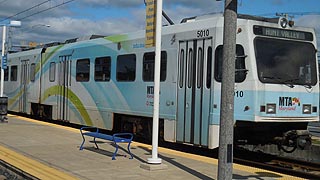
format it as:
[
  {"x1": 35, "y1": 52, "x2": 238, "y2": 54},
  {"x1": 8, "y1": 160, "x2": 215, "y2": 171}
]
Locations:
[
  {"x1": 296, "y1": 15, "x2": 320, "y2": 29},
  {"x1": 0, "y1": 0, "x2": 71, "y2": 22},
  {"x1": 13, "y1": 16, "x2": 141, "y2": 45},
  {"x1": 295, "y1": 15, "x2": 320, "y2": 49},
  {"x1": 80, "y1": 0, "x2": 142, "y2": 8},
  {"x1": 1, "y1": 0, "x2": 224, "y2": 46},
  {"x1": 1, "y1": 0, "x2": 318, "y2": 51},
  {"x1": 272, "y1": 0, "x2": 284, "y2": 5},
  {"x1": 164, "y1": 0, "x2": 223, "y2": 10}
]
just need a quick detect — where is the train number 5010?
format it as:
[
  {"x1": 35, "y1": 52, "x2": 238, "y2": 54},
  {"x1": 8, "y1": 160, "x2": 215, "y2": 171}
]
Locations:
[{"x1": 197, "y1": 29, "x2": 210, "y2": 38}]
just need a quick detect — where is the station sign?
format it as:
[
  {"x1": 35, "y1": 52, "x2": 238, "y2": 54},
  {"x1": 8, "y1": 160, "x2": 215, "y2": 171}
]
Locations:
[
  {"x1": 145, "y1": 0, "x2": 156, "y2": 48},
  {"x1": 253, "y1": 25, "x2": 313, "y2": 41},
  {"x1": 1, "y1": 54, "x2": 7, "y2": 69}
]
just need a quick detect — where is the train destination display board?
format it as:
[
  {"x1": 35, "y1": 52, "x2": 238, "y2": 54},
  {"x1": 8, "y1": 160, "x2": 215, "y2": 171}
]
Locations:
[
  {"x1": 253, "y1": 25, "x2": 313, "y2": 41},
  {"x1": 145, "y1": 0, "x2": 156, "y2": 48}
]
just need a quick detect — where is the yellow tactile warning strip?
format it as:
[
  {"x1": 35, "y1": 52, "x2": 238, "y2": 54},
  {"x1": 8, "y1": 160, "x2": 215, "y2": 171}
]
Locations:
[
  {"x1": 9, "y1": 115, "x2": 80, "y2": 133},
  {"x1": 0, "y1": 146, "x2": 78, "y2": 180},
  {"x1": 8, "y1": 115, "x2": 303, "y2": 180}
]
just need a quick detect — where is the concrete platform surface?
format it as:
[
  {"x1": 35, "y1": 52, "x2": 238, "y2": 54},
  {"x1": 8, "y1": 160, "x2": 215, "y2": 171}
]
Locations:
[{"x1": 0, "y1": 115, "x2": 303, "y2": 180}]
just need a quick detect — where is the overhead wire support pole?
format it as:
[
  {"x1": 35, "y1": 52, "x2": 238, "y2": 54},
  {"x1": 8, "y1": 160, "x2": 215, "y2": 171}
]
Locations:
[
  {"x1": 217, "y1": 0, "x2": 237, "y2": 180},
  {"x1": 147, "y1": 0, "x2": 162, "y2": 164}
]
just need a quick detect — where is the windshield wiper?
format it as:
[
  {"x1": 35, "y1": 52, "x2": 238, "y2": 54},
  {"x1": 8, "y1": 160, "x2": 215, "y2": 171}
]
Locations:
[
  {"x1": 283, "y1": 78, "x2": 300, "y2": 88},
  {"x1": 282, "y1": 77, "x2": 313, "y2": 89},
  {"x1": 302, "y1": 84, "x2": 312, "y2": 89},
  {"x1": 262, "y1": 76, "x2": 295, "y2": 88}
]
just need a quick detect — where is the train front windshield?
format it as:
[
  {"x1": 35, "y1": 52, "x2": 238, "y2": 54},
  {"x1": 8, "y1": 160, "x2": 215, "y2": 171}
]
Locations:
[{"x1": 255, "y1": 37, "x2": 317, "y2": 87}]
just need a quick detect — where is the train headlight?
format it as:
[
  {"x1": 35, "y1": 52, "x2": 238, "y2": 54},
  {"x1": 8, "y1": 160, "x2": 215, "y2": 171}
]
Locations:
[
  {"x1": 302, "y1": 104, "x2": 312, "y2": 114},
  {"x1": 266, "y1": 104, "x2": 276, "y2": 114},
  {"x1": 279, "y1": 17, "x2": 288, "y2": 28}
]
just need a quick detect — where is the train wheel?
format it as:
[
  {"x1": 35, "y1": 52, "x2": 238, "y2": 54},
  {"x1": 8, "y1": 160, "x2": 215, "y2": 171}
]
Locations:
[{"x1": 279, "y1": 144, "x2": 297, "y2": 153}]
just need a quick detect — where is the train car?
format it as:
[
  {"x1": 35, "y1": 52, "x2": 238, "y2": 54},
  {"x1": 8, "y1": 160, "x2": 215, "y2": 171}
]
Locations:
[{"x1": 5, "y1": 14, "x2": 319, "y2": 152}]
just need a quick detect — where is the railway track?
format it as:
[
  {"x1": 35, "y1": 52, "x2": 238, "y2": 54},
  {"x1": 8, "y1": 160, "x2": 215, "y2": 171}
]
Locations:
[
  {"x1": 308, "y1": 122, "x2": 320, "y2": 137},
  {"x1": 234, "y1": 148, "x2": 320, "y2": 179}
]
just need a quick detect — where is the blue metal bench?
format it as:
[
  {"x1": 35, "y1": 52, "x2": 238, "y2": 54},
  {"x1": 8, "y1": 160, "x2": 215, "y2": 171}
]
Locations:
[{"x1": 79, "y1": 126, "x2": 133, "y2": 160}]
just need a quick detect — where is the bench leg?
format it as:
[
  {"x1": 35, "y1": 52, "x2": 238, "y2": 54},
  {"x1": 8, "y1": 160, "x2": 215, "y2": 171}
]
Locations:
[
  {"x1": 127, "y1": 142, "x2": 133, "y2": 159},
  {"x1": 93, "y1": 137, "x2": 99, "y2": 149},
  {"x1": 79, "y1": 136, "x2": 86, "y2": 150},
  {"x1": 112, "y1": 143, "x2": 119, "y2": 160}
]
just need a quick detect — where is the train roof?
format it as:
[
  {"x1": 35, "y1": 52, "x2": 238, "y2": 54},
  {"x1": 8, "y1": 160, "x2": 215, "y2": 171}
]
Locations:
[
  {"x1": 11, "y1": 13, "x2": 315, "y2": 54},
  {"x1": 180, "y1": 13, "x2": 279, "y2": 24}
]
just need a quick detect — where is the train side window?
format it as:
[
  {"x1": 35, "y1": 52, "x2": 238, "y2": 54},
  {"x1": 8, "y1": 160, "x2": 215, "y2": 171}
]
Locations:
[
  {"x1": 76, "y1": 59, "x2": 90, "y2": 82},
  {"x1": 30, "y1": 63, "x2": 36, "y2": 82},
  {"x1": 214, "y1": 45, "x2": 247, "y2": 83},
  {"x1": 206, "y1": 47, "x2": 212, "y2": 88},
  {"x1": 179, "y1": 49, "x2": 185, "y2": 88},
  {"x1": 95, "y1": 56, "x2": 111, "y2": 81},
  {"x1": 143, "y1": 51, "x2": 167, "y2": 82},
  {"x1": 187, "y1": 48, "x2": 193, "y2": 88},
  {"x1": 49, "y1": 62, "x2": 55, "y2": 82},
  {"x1": 116, "y1": 54, "x2": 136, "y2": 82},
  {"x1": 10, "y1": 66, "x2": 18, "y2": 81},
  {"x1": 4, "y1": 68, "x2": 8, "y2": 81},
  {"x1": 197, "y1": 47, "x2": 203, "y2": 88}
]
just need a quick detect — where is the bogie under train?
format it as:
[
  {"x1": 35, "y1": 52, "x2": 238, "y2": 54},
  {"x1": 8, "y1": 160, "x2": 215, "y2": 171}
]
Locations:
[{"x1": 4, "y1": 14, "x2": 319, "y2": 152}]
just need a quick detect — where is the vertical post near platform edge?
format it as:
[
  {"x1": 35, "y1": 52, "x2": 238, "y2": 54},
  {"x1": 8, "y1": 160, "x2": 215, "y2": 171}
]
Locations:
[
  {"x1": 1, "y1": 25, "x2": 6, "y2": 97},
  {"x1": 218, "y1": 0, "x2": 237, "y2": 180},
  {"x1": 147, "y1": 0, "x2": 162, "y2": 164}
]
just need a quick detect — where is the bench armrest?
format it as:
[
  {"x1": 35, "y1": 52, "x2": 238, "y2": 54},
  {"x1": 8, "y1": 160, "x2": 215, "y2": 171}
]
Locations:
[
  {"x1": 80, "y1": 126, "x2": 99, "y2": 135},
  {"x1": 113, "y1": 133, "x2": 133, "y2": 142}
]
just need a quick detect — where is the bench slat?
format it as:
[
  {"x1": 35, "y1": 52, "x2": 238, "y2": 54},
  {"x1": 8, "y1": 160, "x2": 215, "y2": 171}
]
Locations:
[{"x1": 83, "y1": 132, "x2": 113, "y2": 141}]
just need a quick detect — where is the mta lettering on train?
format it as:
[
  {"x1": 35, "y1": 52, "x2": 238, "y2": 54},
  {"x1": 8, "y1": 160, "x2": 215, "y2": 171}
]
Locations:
[{"x1": 278, "y1": 96, "x2": 300, "y2": 111}]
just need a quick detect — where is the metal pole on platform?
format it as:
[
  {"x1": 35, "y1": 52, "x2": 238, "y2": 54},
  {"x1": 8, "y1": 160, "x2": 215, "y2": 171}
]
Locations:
[
  {"x1": 1, "y1": 25, "x2": 7, "y2": 97},
  {"x1": 147, "y1": 0, "x2": 162, "y2": 164},
  {"x1": 217, "y1": 0, "x2": 237, "y2": 179},
  {"x1": 1, "y1": 21, "x2": 21, "y2": 98}
]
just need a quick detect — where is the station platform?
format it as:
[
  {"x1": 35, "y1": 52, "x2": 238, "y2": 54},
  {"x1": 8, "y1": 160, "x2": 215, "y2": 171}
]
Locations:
[{"x1": 0, "y1": 115, "x2": 303, "y2": 180}]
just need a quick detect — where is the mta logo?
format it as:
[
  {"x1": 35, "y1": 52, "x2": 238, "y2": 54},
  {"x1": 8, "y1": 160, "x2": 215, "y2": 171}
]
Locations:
[{"x1": 279, "y1": 97, "x2": 300, "y2": 107}]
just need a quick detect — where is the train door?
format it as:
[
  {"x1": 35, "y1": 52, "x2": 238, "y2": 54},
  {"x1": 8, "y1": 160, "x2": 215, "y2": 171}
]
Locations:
[
  {"x1": 20, "y1": 60, "x2": 29, "y2": 113},
  {"x1": 177, "y1": 38, "x2": 212, "y2": 146},
  {"x1": 57, "y1": 55, "x2": 72, "y2": 121}
]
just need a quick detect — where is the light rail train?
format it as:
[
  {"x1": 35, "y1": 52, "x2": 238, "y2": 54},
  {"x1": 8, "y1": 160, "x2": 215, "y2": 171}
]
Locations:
[{"x1": 4, "y1": 13, "x2": 319, "y2": 152}]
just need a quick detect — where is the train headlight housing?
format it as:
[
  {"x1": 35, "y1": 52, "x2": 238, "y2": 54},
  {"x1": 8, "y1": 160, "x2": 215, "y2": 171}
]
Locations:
[
  {"x1": 303, "y1": 104, "x2": 311, "y2": 114},
  {"x1": 266, "y1": 104, "x2": 276, "y2": 114}
]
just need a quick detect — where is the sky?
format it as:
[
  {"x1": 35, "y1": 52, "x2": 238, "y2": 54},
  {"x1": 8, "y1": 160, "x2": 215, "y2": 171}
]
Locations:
[{"x1": 0, "y1": 0, "x2": 320, "y2": 50}]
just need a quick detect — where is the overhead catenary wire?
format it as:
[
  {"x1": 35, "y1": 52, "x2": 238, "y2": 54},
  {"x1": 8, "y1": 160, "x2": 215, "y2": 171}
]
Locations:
[
  {"x1": 0, "y1": 0, "x2": 51, "y2": 23},
  {"x1": 0, "y1": 0, "x2": 9, "y2": 5},
  {"x1": 0, "y1": 0, "x2": 76, "y2": 23},
  {"x1": 17, "y1": 0, "x2": 76, "y2": 21}
]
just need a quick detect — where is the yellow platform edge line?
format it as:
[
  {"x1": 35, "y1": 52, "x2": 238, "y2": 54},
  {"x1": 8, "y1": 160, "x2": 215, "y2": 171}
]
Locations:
[
  {"x1": 0, "y1": 145, "x2": 78, "y2": 180},
  {"x1": 14, "y1": 115, "x2": 303, "y2": 180},
  {"x1": 11, "y1": 115, "x2": 79, "y2": 133}
]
